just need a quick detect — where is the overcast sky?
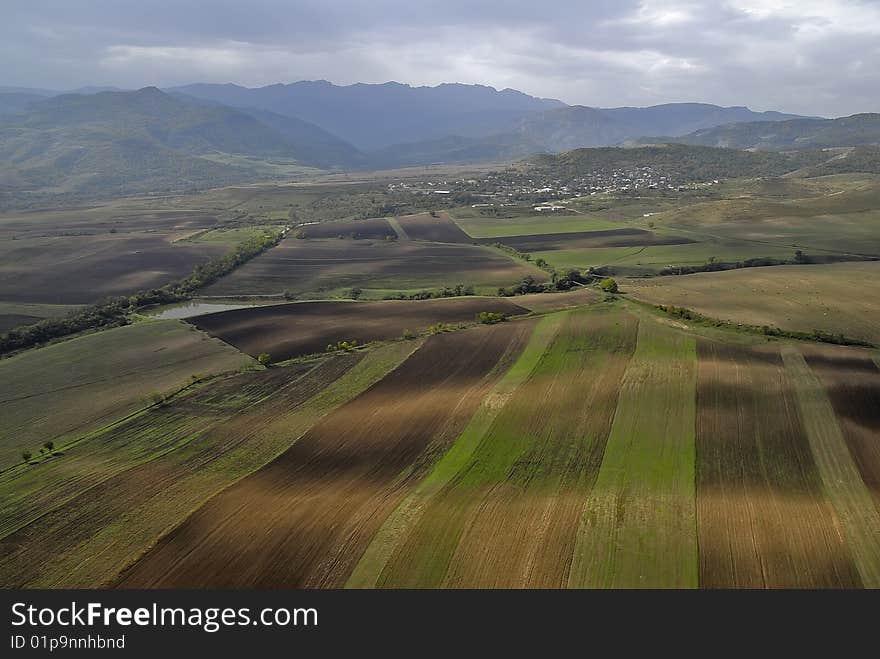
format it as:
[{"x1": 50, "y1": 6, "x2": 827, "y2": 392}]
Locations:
[{"x1": 2, "y1": 0, "x2": 878, "y2": 116}]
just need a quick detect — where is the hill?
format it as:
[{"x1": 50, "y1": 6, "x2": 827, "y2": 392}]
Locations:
[
  {"x1": 368, "y1": 102, "x2": 810, "y2": 166},
  {"x1": 0, "y1": 87, "x2": 363, "y2": 201},
  {"x1": 652, "y1": 113, "x2": 880, "y2": 150},
  {"x1": 524, "y1": 143, "x2": 824, "y2": 181},
  {"x1": 170, "y1": 80, "x2": 566, "y2": 151}
]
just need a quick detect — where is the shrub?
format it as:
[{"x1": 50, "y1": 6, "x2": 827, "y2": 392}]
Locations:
[
  {"x1": 598, "y1": 278, "x2": 619, "y2": 294},
  {"x1": 478, "y1": 311, "x2": 507, "y2": 324}
]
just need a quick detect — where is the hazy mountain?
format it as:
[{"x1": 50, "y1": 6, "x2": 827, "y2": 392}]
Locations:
[
  {"x1": 0, "y1": 87, "x2": 362, "y2": 200},
  {"x1": 170, "y1": 80, "x2": 566, "y2": 150},
  {"x1": 0, "y1": 93, "x2": 46, "y2": 118},
  {"x1": 369, "y1": 103, "x2": 811, "y2": 166},
  {"x1": 646, "y1": 113, "x2": 880, "y2": 150},
  {"x1": 526, "y1": 144, "x2": 825, "y2": 181},
  {"x1": 602, "y1": 103, "x2": 806, "y2": 138}
]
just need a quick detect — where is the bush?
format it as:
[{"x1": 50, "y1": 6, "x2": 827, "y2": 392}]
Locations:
[
  {"x1": 598, "y1": 278, "x2": 619, "y2": 294},
  {"x1": 478, "y1": 311, "x2": 507, "y2": 324},
  {"x1": 257, "y1": 353, "x2": 272, "y2": 366}
]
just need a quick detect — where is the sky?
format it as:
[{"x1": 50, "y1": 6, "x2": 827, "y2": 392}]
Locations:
[{"x1": 2, "y1": 0, "x2": 879, "y2": 117}]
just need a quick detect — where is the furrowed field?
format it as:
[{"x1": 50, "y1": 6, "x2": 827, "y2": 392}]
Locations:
[
  {"x1": 3, "y1": 168, "x2": 880, "y2": 590},
  {"x1": 4, "y1": 295, "x2": 878, "y2": 589}
]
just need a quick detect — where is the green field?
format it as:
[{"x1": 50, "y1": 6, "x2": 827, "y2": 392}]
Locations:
[
  {"x1": 568, "y1": 319, "x2": 698, "y2": 588},
  {"x1": 0, "y1": 320, "x2": 253, "y2": 470},
  {"x1": 451, "y1": 213, "x2": 624, "y2": 238},
  {"x1": 0, "y1": 341, "x2": 417, "y2": 587},
  {"x1": 626, "y1": 261, "x2": 880, "y2": 345}
]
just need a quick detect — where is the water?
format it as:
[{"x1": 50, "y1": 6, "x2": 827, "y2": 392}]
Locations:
[{"x1": 147, "y1": 301, "x2": 264, "y2": 320}]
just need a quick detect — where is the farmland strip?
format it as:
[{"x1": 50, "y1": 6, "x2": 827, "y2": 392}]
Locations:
[
  {"x1": 782, "y1": 348, "x2": 880, "y2": 587},
  {"x1": 347, "y1": 313, "x2": 563, "y2": 588},
  {"x1": 377, "y1": 309, "x2": 638, "y2": 588},
  {"x1": 116, "y1": 322, "x2": 533, "y2": 588},
  {"x1": 568, "y1": 319, "x2": 698, "y2": 588},
  {"x1": 0, "y1": 342, "x2": 416, "y2": 588},
  {"x1": 695, "y1": 340, "x2": 860, "y2": 588},
  {"x1": 803, "y1": 345, "x2": 880, "y2": 512}
]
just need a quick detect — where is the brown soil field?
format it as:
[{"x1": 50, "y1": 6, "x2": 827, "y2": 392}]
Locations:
[
  {"x1": 802, "y1": 345, "x2": 880, "y2": 511},
  {"x1": 695, "y1": 340, "x2": 861, "y2": 588},
  {"x1": 294, "y1": 218, "x2": 396, "y2": 240},
  {"x1": 484, "y1": 228, "x2": 694, "y2": 252},
  {"x1": 0, "y1": 355, "x2": 361, "y2": 587},
  {"x1": 191, "y1": 297, "x2": 528, "y2": 361},
  {"x1": 377, "y1": 310, "x2": 638, "y2": 588},
  {"x1": 514, "y1": 288, "x2": 601, "y2": 312},
  {"x1": 0, "y1": 232, "x2": 229, "y2": 305},
  {"x1": 394, "y1": 212, "x2": 473, "y2": 243},
  {"x1": 116, "y1": 322, "x2": 533, "y2": 588},
  {"x1": 201, "y1": 237, "x2": 548, "y2": 297},
  {"x1": 0, "y1": 207, "x2": 220, "y2": 239}
]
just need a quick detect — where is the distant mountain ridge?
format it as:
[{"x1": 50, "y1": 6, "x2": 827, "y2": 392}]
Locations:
[
  {"x1": 169, "y1": 80, "x2": 566, "y2": 151},
  {"x1": 642, "y1": 113, "x2": 880, "y2": 150},
  {"x1": 0, "y1": 87, "x2": 362, "y2": 199}
]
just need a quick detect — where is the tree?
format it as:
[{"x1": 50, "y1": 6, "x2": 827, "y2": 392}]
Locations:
[
  {"x1": 257, "y1": 353, "x2": 272, "y2": 366},
  {"x1": 349, "y1": 287, "x2": 363, "y2": 300},
  {"x1": 43, "y1": 441, "x2": 54, "y2": 453},
  {"x1": 794, "y1": 249, "x2": 807, "y2": 264},
  {"x1": 599, "y1": 278, "x2": 619, "y2": 294},
  {"x1": 21, "y1": 450, "x2": 32, "y2": 463}
]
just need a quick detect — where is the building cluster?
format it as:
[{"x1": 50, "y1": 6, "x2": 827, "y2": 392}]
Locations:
[{"x1": 387, "y1": 165, "x2": 718, "y2": 208}]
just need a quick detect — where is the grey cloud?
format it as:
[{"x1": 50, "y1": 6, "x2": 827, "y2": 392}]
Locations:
[{"x1": 1, "y1": 0, "x2": 878, "y2": 116}]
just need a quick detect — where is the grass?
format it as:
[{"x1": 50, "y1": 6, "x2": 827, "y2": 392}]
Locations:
[
  {"x1": 0, "y1": 320, "x2": 253, "y2": 470},
  {"x1": 347, "y1": 313, "x2": 563, "y2": 588},
  {"x1": 0, "y1": 340, "x2": 418, "y2": 587},
  {"x1": 373, "y1": 307, "x2": 637, "y2": 587},
  {"x1": 568, "y1": 318, "x2": 698, "y2": 588},
  {"x1": 782, "y1": 348, "x2": 880, "y2": 588},
  {"x1": 626, "y1": 262, "x2": 880, "y2": 345},
  {"x1": 451, "y1": 213, "x2": 623, "y2": 239}
]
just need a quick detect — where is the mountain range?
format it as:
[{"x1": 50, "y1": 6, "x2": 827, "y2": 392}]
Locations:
[{"x1": 0, "y1": 80, "x2": 877, "y2": 202}]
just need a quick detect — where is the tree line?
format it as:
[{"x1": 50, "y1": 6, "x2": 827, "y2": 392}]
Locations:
[{"x1": 0, "y1": 229, "x2": 283, "y2": 356}]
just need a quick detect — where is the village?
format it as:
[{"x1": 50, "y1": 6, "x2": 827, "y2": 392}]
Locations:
[{"x1": 386, "y1": 164, "x2": 720, "y2": 211}]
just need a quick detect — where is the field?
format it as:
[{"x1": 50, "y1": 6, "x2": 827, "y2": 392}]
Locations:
[
  {"x1": 482, "y1": 228, "x2": 694, "y2": 252},
  {"x1": 0, "y1": 342, "x2": 416, "y2": 587},
  {"x1": 694, "y1": 340, "x2": 861, "y2": 587},
  {"x1": 2, "y1": 168, "x2": 880, "y2": 590},
  {"x1": 0, "y1": 232, "x2": 231, "y2": 305},
  {"x1": 446, "y1": 176, "x2": 880, "y2": 276},
  {"x1": 201, "y1": 237, "x2": 548, "y2": 298},
  {"x1": 293, "y1": 217, "x2": 396, "y2": 240},
  {"x1": 626, "y1": 262, "x2": 880, "y2": 345},
  {"x1": 392, "y1": 212, "x2": 473, "y2": 243},
  {"x1": 117, "y1": 323, "x2": 534, "y2": 587},
  {"x1": 452, "y1": 213, "x2": 624, "y2": 239},
  {"x1": 1, "y1": 300, "x2": 878, "y2": 588},
  {"x1": 191, "y1": 297, "x2": 529, "y2": 361},
  {"x1": 0, "y1": 301, "x2": 83, "y2": 333},
  {"x1": 0, "y1": 320, "x2": 253, "y2": 470}
]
